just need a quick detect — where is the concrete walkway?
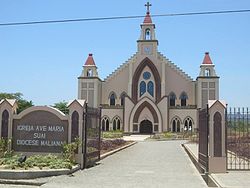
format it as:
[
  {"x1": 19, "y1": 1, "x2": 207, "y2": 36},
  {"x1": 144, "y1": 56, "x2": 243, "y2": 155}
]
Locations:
[
  {"x1": 185, "y1": 142, "x2": 250, "y2": 188},
  {"x1": 41, "y1": 140, "x2": 207, "y2": 188},
  {"x1": 122, "y1": 134, "x2": 150, "y2": 141}
]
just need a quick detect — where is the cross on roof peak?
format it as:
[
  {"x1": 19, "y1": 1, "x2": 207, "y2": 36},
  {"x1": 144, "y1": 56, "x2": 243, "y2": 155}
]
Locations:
[{"x1": 145, "y1": 2, "x2": 152, "y2": 14}]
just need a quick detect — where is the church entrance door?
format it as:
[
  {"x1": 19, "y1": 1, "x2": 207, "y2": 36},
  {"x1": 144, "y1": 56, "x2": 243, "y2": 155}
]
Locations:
[{"x1": 139, "y1": 120, "x2": 153, "y2": 134}]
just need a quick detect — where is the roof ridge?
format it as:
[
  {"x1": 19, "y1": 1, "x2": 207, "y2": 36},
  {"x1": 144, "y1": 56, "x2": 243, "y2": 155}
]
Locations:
[
  {"x1": 158, "y1": 52, "x2": 193, "y2": 81},
  {"x1": 104, "y1": 53, "x2": 137, "y2": 82}
]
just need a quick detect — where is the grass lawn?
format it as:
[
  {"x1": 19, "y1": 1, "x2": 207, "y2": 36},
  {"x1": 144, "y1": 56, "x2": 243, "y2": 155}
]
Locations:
[{"x1": 101, "y1": 130, "x2": 124, "y2": 139}]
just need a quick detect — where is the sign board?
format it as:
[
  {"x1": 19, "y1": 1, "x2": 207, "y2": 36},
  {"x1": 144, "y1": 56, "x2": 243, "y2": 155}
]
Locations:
[{"x1": 12, "y1": 110, "x2": 68, "y2": 153}]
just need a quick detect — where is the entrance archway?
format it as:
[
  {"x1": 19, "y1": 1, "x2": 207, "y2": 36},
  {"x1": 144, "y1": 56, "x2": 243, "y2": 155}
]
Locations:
[{"x1": 140, "y1": 120, "x2": 153, "y2": 134}]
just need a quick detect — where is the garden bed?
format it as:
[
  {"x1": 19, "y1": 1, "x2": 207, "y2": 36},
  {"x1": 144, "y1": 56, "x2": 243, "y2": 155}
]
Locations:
[
  {"x1": 0, "y1": 154, "x2": 79, "y2": 179},
  {"x1": 148, "y1": 132, "x2": 197, "y2": 141},
  {"x1": 100, "y1": 139, "x2": 133, "y2": 155},
  {"x1": 0, "y1": 154, "x2": 75, "y2": 170},
  {"x1": 227, "y1": 135, "x2": 250, "y2": 159},
  {"x1": 101, "y1": 131, "x2": 123, "y2": 139}
]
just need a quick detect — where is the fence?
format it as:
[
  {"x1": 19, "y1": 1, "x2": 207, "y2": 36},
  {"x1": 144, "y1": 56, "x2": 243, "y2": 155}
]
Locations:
[
  {"x1": 198, "y1": 107, "x2": 209, "y2": 172},
  {"x1": 83, "y1": 105, "x2": 101, "y2": 169},
  {"x1": 227, "y1": 107, "x2": 250, "y2": 170}
]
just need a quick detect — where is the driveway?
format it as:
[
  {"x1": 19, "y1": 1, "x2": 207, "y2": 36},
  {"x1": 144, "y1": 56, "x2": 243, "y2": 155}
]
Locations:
[{"x1": 42, "y1": 140, "x2": 207, "y2": 188}]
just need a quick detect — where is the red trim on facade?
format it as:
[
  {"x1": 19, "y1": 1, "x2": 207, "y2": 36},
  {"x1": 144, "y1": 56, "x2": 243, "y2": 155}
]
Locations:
[
  {"x1": 132, "y1": 57, "x2": 161, "y2": 103},
  {"x1": 133, "y1": 101, "x2": 159, "y2": 123}
]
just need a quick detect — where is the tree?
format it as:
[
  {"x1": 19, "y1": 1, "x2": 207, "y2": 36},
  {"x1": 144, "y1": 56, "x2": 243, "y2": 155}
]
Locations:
[
  {"x1": 0, "y1": 92, "x2": 33, "y2": 113},
  {"x1": 53, "y1": 101, "x2": 69, "y2": 114}
]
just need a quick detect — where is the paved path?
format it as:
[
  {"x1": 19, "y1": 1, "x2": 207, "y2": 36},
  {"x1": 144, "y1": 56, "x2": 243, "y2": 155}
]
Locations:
[
  {"x1": 122, "y1": 134, "x2": 150, "y2": 141},
  {"x1": 42, "y1": 140, "x2": 207, "y2": 188},
  {"x1": 185, "y1": 142, "x2": 250, "y2": 188}
]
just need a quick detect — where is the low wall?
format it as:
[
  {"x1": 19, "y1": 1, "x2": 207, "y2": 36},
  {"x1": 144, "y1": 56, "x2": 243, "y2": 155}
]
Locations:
[{"x1": 0, "y1": 165, "x2": 80, "y2": 179}]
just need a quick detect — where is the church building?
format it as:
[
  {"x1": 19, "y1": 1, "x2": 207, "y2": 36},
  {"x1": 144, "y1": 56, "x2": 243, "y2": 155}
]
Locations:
[{"x1": 77, "y1": 5, "x2": 219, "y2": 134}]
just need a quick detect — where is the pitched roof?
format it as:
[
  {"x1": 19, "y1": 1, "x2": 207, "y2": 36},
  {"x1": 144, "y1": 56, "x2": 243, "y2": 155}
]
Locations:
[
  {"x1": 67, "y1": 99, "x2": 86, "y2": 108},
  {"x1": 208, "y1": 100, "x2": 227, "y2": 109},
  {"x1": 0, "y1": 99, "x2": 17, "y2": 107},
  {"x1": 143, "y1": 12, "x2": 153, "y2": 24},
  {"x1": 84, "y1": 53, "x2": 96, "y2": 66},
  {"x1": 202, "y1": 52, "x2": 213, "y2": 65}
]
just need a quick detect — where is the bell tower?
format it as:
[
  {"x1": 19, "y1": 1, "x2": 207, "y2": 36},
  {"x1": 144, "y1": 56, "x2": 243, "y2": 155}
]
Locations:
[
  {"x1": 78, "y1": 53, "x2": 102, "y2": 107},
  {"x1": 196, "y1": 52, "x2": 220, "y2": 108},
  {"x1": 81, "y1": 53, "x2": 98, "y2": 77},
  {"x1": 137, "y1": 2, "x2": 158, "y2": 56}
]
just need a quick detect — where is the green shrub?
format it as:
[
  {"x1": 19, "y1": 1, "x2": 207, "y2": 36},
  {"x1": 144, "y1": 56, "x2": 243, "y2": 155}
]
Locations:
[
  {"x1": 163, "y1": 132, "x2": 176, "y2": 139},
  {"x1": 62, "y1": 137, "x2": 81, "y2": 163},
  {"x1": 0, "y1": 138, "x2": 12, "y2": 158},
  {"x1": 0, "y1": 154, "x2": 74, "y2": 170},
  {"x1": 102, "y1": 130, "x2": 123, "y2": 139}
]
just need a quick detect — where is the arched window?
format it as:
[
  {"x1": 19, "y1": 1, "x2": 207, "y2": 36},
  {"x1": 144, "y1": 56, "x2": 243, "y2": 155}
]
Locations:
[
  {"x1": 109, "y1": 92, "x2": 116, "y2": 106},
  {"x1": 189, "y1": 121, "x2": 193, "y2": 131},
  {"x1": 71, "y1": 111, "x2": 79, "y2": 142},
  {"x1": 101, "y1": 119, "x2": 105, "y2": 131},
  {"x1": 172, "y1": 121, "x2": 176, "y2": 132},
  {"x1": 106, "y1": 119, "x2": 109, "y2": 131},
  {"x1": 112, "y1": 116, "x2": 121, "y2": 131},
  {"x1": 117, "y1": 119, "x2": 121, "y2": 130},
  {"x1": 172, "y1": 117, "x2": 181, "y2": 132},
  {"x1": 1, "y1": 110, "x2": 9, "y2": 138},
  {"x1": 145, "y1": 28, "x2": 151, "y2": 40},
  {"x1": 177, "y1": 120, "x2": 180, "y2": 132},
  {"x1": 140, "y1": 81, "x2": 146, "y2": 97},
  {"x1": 169, "y1": 92, "x2": 176, "y2": 106},
  {"x1": 121, "y1": 96, "x2": 125, "y2": 106},
  {"x1": 180, "y1": 92, "x2": 188, "y2": 106},
  {"x1": 87, "y1": 69, "x2": 93, "y2": 77},
  {"x1": 120, "y1": 92, "x2": 126, "y2": 106},
  {"x1": 113, "y1": 120, "x2": 116, "y2": 131},
  {"x1": 184, "y1": 117, "x2": 193, "y2": 132},
  {"x1": 205, "y1": 69, "x2": 210, "y2": 77},
  {"x1": 101, "y1": 117, "x2": 110, "y2": 131},
  {"x1": 184, "y1": 120, "x2": 188, "y2": 131},
  {"x1": 147, "y1": 81, "x2": 154, "y2": 97}
]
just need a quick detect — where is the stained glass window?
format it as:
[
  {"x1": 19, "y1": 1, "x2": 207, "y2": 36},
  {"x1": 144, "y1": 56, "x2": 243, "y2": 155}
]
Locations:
[
  {"x1": 140, "y1": 81, "x2": 146, "y2": 97},
  {"x1": 143, "y1": 72, "x2": 151, "y2": 80},
  {"x1": 147, "y1": 81, "x2": 154, "y2": 97},
  {"x1": 169, "y1": 92, "x2": 176, "y2": 106},
  {"x1": 180, "y1": 92, "x2": 188, "y2": 106},
  {"x1": 110, "y1": 93, "x2": 116, "y2": 106}
]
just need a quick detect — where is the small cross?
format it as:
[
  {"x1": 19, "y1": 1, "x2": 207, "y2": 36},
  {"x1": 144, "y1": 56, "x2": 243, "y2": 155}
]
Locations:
[{"x1": 145, "y1": 2, "x2": 152, "y2": 13}]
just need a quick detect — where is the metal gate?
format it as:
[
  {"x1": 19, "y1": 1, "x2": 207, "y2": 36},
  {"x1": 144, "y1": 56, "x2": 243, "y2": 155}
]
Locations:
[
  {"x1": 227, "y1": 107, "x2": 250, "y2": 170},
  {"x1": 83, "y1": 105, "x2": 101, "y2": 169},
  {"x1": 198, "y1": 106, "x2": 209, "y2": 172}
]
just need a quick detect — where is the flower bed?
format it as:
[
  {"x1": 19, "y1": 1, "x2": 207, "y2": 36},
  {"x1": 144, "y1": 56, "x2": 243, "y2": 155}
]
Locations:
[
  {"x1": 0, "y1": 154, "x2": 75, "y2": 170},
  {"x1": 227, "y1": 135, "x2": 250, "y2": 159},
  {"x1": 101, "y1": 131, "x2": 123, "y2": 139},
  {"x1": 100, "y1": 139, "x2": 132, "y2": 155}
]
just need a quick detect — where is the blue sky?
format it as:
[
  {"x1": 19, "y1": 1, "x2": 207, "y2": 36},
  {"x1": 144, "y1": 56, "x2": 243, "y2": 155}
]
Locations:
[{"x1": 0, "y1": 0, "x2": 250, "y2": 107}]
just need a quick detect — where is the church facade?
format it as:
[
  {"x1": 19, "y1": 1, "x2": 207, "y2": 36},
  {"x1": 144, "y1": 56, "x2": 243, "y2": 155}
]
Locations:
[{"x1": 77, "y1": 9, "x2": 219, "y2": 134}]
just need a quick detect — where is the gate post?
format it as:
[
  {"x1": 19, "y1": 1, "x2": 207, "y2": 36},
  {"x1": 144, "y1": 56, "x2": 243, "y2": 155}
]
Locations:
[
  {"x1": 208, "y1": 100, "x2": 227, "y2": 173},
  {"x1": 67, "y1": 99, "x2": 87, "y2": 169}
]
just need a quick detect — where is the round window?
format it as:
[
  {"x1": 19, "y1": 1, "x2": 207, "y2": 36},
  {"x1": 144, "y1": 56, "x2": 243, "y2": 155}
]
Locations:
[{"x1": 143, "y1": 72, "x2": 151, "y2": 80}]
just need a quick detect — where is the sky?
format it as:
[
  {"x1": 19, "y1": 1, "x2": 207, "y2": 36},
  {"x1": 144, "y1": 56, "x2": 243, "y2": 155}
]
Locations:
[{"x1": 0, "y1": 0, "x2": 250, "y2": 107}]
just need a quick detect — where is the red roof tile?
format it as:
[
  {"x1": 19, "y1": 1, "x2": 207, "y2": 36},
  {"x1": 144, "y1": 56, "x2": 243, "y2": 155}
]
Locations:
[
  {"x1": 202, "y1": 52, "x2": 213, "y2": 64},
  {"x1": 84, "y1": 53, "x2": 96, "y2": 66},
  {"x1": 143, "y1": 12, "x2": 152, "y2": 24}
]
